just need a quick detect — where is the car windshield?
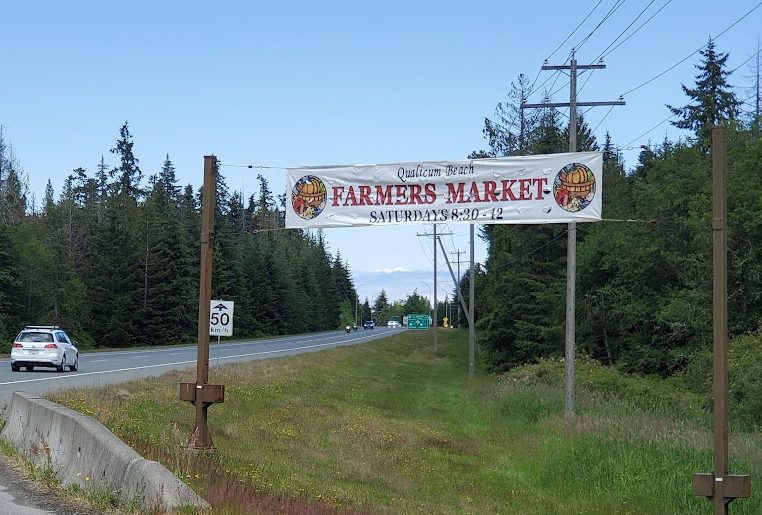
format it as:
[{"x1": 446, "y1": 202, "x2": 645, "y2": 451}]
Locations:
[{"x1": 17, "y1": 332, "x2": 54, "y2": 343}]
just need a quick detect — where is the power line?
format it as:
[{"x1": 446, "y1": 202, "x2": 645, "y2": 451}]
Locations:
[
  {"x1": 592, "y1": 104, "x2": 617, "y2": 133},
  {"x1": 622, "y1": 114, "x2": 676, "y2": 148},
  {"x1": 592, "y1": 0, "x2": 658, "y2": 61},
  {"x1": 731, "y1": 46, "x2": 761, "y2": 74},
  {"x1": 544, "y1": 0, "x2": 605, "y2": 63},
  {"x1": 620, "y1": 2, "x2": 762, "y2": 98},
  {"x1": 218, "y1": 164, "x2": 287, "y2": 170},
  {"x1": 598, "y1": 0, "x2": 673, "y2": 61},
  {"x1": 574, "y1": 0, "x2": 628, "y2": 52}
]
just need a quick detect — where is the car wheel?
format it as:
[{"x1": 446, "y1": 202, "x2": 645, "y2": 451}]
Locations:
[
  {"x1": 69, "y1": 355, "x2": 78, "y2": 372},
  {"x1": 25, "y1": 365, "x2": 34, "y2": 371},
  {"x1": 57, "y1": 354, "x2": 66, "y2": 372},
  {"x1": 11, "y1": 365, "x2": 19, "y2": 372}
]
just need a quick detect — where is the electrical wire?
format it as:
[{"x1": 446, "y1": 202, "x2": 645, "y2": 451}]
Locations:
[
  {"x1": 544, "y1": 0, "x2": 605, "y2": 63},
  {"x1": 483, "y1": 228, "x2": 570, "y2": 274},
  {"x1": 598, "y1": 0, "x2": 673, "y2": 60},
  {"x1": 592, "y1": 0, "x2": 658, "y2": 61},
  {"x1": 219, "y1": 164, "x2": 287, "y2": 170},
  {"x1": 730, "y1": 46, "x2": 761, "y2": 74},
  {"x1": 620, "y1": 2, "x2": 762, "y2": 98},
  {"x1": 622, "y1": 114, "x2": 676, "y2": 148},
  {"x1": 591, "y1": 104, "x2": 617, "y2": 133},
  {"x1": 574, "y1": 0, "x2": 628, "y2": 52}
]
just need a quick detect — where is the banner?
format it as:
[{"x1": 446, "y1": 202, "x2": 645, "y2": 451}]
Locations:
[{"x1": 285, "y1": 152, "x2": 602, "y2": 228}]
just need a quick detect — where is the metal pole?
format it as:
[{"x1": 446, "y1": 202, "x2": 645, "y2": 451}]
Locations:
[
  {"x1": 190, "y1": 155, "x2": 216, "y2": 449},
  {"x1": 433, "y1": 224, "x2": 438, "y2": 352},
  {"x1": 469, "y1": 224, "x2": 475, "y2": 378},
  {"x1": 564, "y1": 53, "x2": 578, "y2": 418},
  {"x1": 216, "y1": 335, "x2": 221, "y2": 370}
]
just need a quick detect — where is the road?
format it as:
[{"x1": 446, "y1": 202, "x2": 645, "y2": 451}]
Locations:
[{"x1": 0, "y1": 326, "x2": 399, "y2": 513}]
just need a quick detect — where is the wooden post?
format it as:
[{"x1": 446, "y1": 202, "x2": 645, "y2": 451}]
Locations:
[
  {"x1": 181, "y1": 155, "x2": 225, "y2": 450},
  {"x1": 691, "y1": 126, "x2": 750, "y2": 512}
]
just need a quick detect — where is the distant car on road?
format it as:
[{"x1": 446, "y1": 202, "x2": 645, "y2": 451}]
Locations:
[
  {"x1": 363, "y1": 320, "x2": 375, "y2": 330},
  {"x1": 10, "y1": 326, "x2": 79, "y2": 372},
  {"x1": 387, "y1": 320, "x2": 401, "y2": 328}
]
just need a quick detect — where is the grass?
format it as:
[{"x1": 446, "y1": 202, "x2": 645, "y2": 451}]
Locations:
[{"x1": 44, "y1": 329, "x2": 762, "y2": 514}]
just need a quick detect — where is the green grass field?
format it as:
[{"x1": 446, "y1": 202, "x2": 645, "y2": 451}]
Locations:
[{"x1": 48, "y1": 330, "x2": 761, "y2": 514}]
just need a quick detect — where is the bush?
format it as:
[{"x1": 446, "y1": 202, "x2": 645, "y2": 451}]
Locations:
[
  {"x1": 499, "y1": 355, "x2": 706, "y2": 422},
  {"x1": 727, "y1": 331, "x2": 762, "y2": 429}
]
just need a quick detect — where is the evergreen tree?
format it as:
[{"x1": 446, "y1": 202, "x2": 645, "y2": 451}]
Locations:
[
  {"x1": 0, "y1": 142, "x2": 27, "y2": 225},
  {"x1": 0, "y1": 222, "x2": 22, "y2": 340},
  {"x1": 667, "y1": 39, "x2": 741, "y2": 147},
  {"x1": 482, "y1": 74, "x2": 538, "y2": 157},
  {"x1": 565, "y1": 113, "x2": 599, "y2": 152},
  {"x1": 527, "y1": 101, "x2": 566, "y2": 154},
  {"x1": 361, "y1": 299, "x2": 372, "y2": 324},
  {"x1": 158, "y1": 154, "x2": 181, "y2": 202},
  {"x1": 403, "y1": 291, "x2": 430, "y2": 316},
  {"x1": 109, "y1": 121, "x2": 144, "y2": 197},
  {"x1": 372, "y1": 290, "x2": 391, "y2": 324},
  {"x1": 142, "y1": 180, "x2": 195, "y2": 343}
]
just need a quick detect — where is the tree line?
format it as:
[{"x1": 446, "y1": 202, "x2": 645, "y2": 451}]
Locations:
[
  {"x1": 470, "y1": 39, "x2": 762, "y2": 377},
  {"x1": 0, "y1": 123, "x2": 361, "y2": 349}
]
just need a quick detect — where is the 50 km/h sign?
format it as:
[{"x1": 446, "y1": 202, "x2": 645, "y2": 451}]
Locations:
[
  {"x1": 407, "y1": 314, "x2": 430, "y2": 330},
  {"x1": 210, "y1": 300, "x2": 234, "y2": 336}
]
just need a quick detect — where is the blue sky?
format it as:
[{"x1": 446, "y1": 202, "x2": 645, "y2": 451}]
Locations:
[{"x1": 2, "y1": 1, "x2": 760, "y2": 305}]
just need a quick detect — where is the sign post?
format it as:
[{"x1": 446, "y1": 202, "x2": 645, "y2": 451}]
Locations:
[{"x1": 210, "y1": 300, "x2": 234, "y2": 370}]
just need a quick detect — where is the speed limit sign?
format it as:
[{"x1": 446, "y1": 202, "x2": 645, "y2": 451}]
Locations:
[{"x1": 210, "y1": 300, "x2": 234, "y2": 336}]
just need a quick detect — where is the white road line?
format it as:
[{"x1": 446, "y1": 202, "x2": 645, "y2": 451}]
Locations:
[
  {"x1": 0, "y1": 334, "x2": 380, "y2": 386},
  {"x1": 88, "y1": 359, "x2": 109, "y2": 363}
]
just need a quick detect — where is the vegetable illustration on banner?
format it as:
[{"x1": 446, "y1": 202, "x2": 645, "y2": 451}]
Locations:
[
  {"x1": 292, "y1": 175, "x2": 328, "y2": 220},
  {"x1": 285, "y1": 152, "x2": 602, "y2": 228},
  {"x1": 554, "y1": 162, "x2": 596, "y2": 213}
]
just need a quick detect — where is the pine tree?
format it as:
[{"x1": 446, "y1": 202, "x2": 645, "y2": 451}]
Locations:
[
  {"x1": 372, "y1": 290, "x2": 391, "y2": 325},
  {"x1": 158, "y1": 154, "x2": 181, "y2": 202},
  {"x1": 667, "y1": 39, "x2": 741, "y2": 147},
  {"x1": 142, "y1": 180, "x2": 195, "y2": 343},
  {"x1": 0, "y1": 222, "x2": 22, "y2": 339},
  {"x1": 482, "y1": 74, "x2": 538, "y2": 157},
  {"x1": 109, "y1": 121, "x2": 144, "y2": 197}
]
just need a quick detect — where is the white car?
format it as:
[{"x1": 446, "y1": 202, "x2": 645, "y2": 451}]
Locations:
[
  {"x1": 387, "y1": 320, "x2": 401, "y2": 328},
  {"x1": 10, "y1": 326, "x2": 79, "y2": 372}
]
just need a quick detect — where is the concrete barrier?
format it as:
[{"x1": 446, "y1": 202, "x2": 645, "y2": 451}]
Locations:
[{"x1": 1, "y1": 391, "x2": 209, "y2": 511}]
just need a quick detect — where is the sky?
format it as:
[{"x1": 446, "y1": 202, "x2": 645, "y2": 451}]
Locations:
[{"x1": 2, "y1": 1, "x2": 760, "y2": 306}]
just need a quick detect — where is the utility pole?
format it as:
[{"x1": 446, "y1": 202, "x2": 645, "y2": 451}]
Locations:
[
  {"x1": 417, "y1": 225, "x2": 452, "y2": 352},
  {"x1": 451, "y1": 249, "x2": 467, "y2": 328},
  {"x1": 437, "y1": 234, "x2": 476, "y2": 378},
  {"x1": 522, "y1": 50, "x2": 624, "y2": 417},
  {"x1": 469, "y1": 224, "x2": 476, "y2": 377}
]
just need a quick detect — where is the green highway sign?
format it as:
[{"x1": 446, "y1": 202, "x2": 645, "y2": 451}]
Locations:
[{"x1": 407, "y1": 314, "x2": 429, "y2": 330}]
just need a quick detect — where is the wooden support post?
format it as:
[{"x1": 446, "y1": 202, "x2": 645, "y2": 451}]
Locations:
[
  {"x1": 182, "y1": 155, "x2": 225, "y2": 450},
  {"x1": 691, "y1": 126, "x2": 750, "y2": 512}
]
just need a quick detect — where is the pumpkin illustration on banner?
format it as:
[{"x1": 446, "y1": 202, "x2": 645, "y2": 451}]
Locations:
[
  {"x1": 292, "y1": 175, "x2": 327, "y2": 220},
  {"x1": 553, "y1": 162, "x2": 596, "y2": 213}
]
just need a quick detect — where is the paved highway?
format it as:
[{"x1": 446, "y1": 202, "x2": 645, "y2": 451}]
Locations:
[{"x1": 0, "y1": 326, "x2": 400, "y2": 513}]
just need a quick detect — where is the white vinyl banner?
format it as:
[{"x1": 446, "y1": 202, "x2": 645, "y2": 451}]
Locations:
[{"x1": 285, "y1": 152, "x2": 602, "y2": 228}]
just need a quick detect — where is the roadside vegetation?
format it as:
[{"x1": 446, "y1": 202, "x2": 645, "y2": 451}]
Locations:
[{"x1": 48, "y1": 330, "x2": 762, "y2": 514}]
